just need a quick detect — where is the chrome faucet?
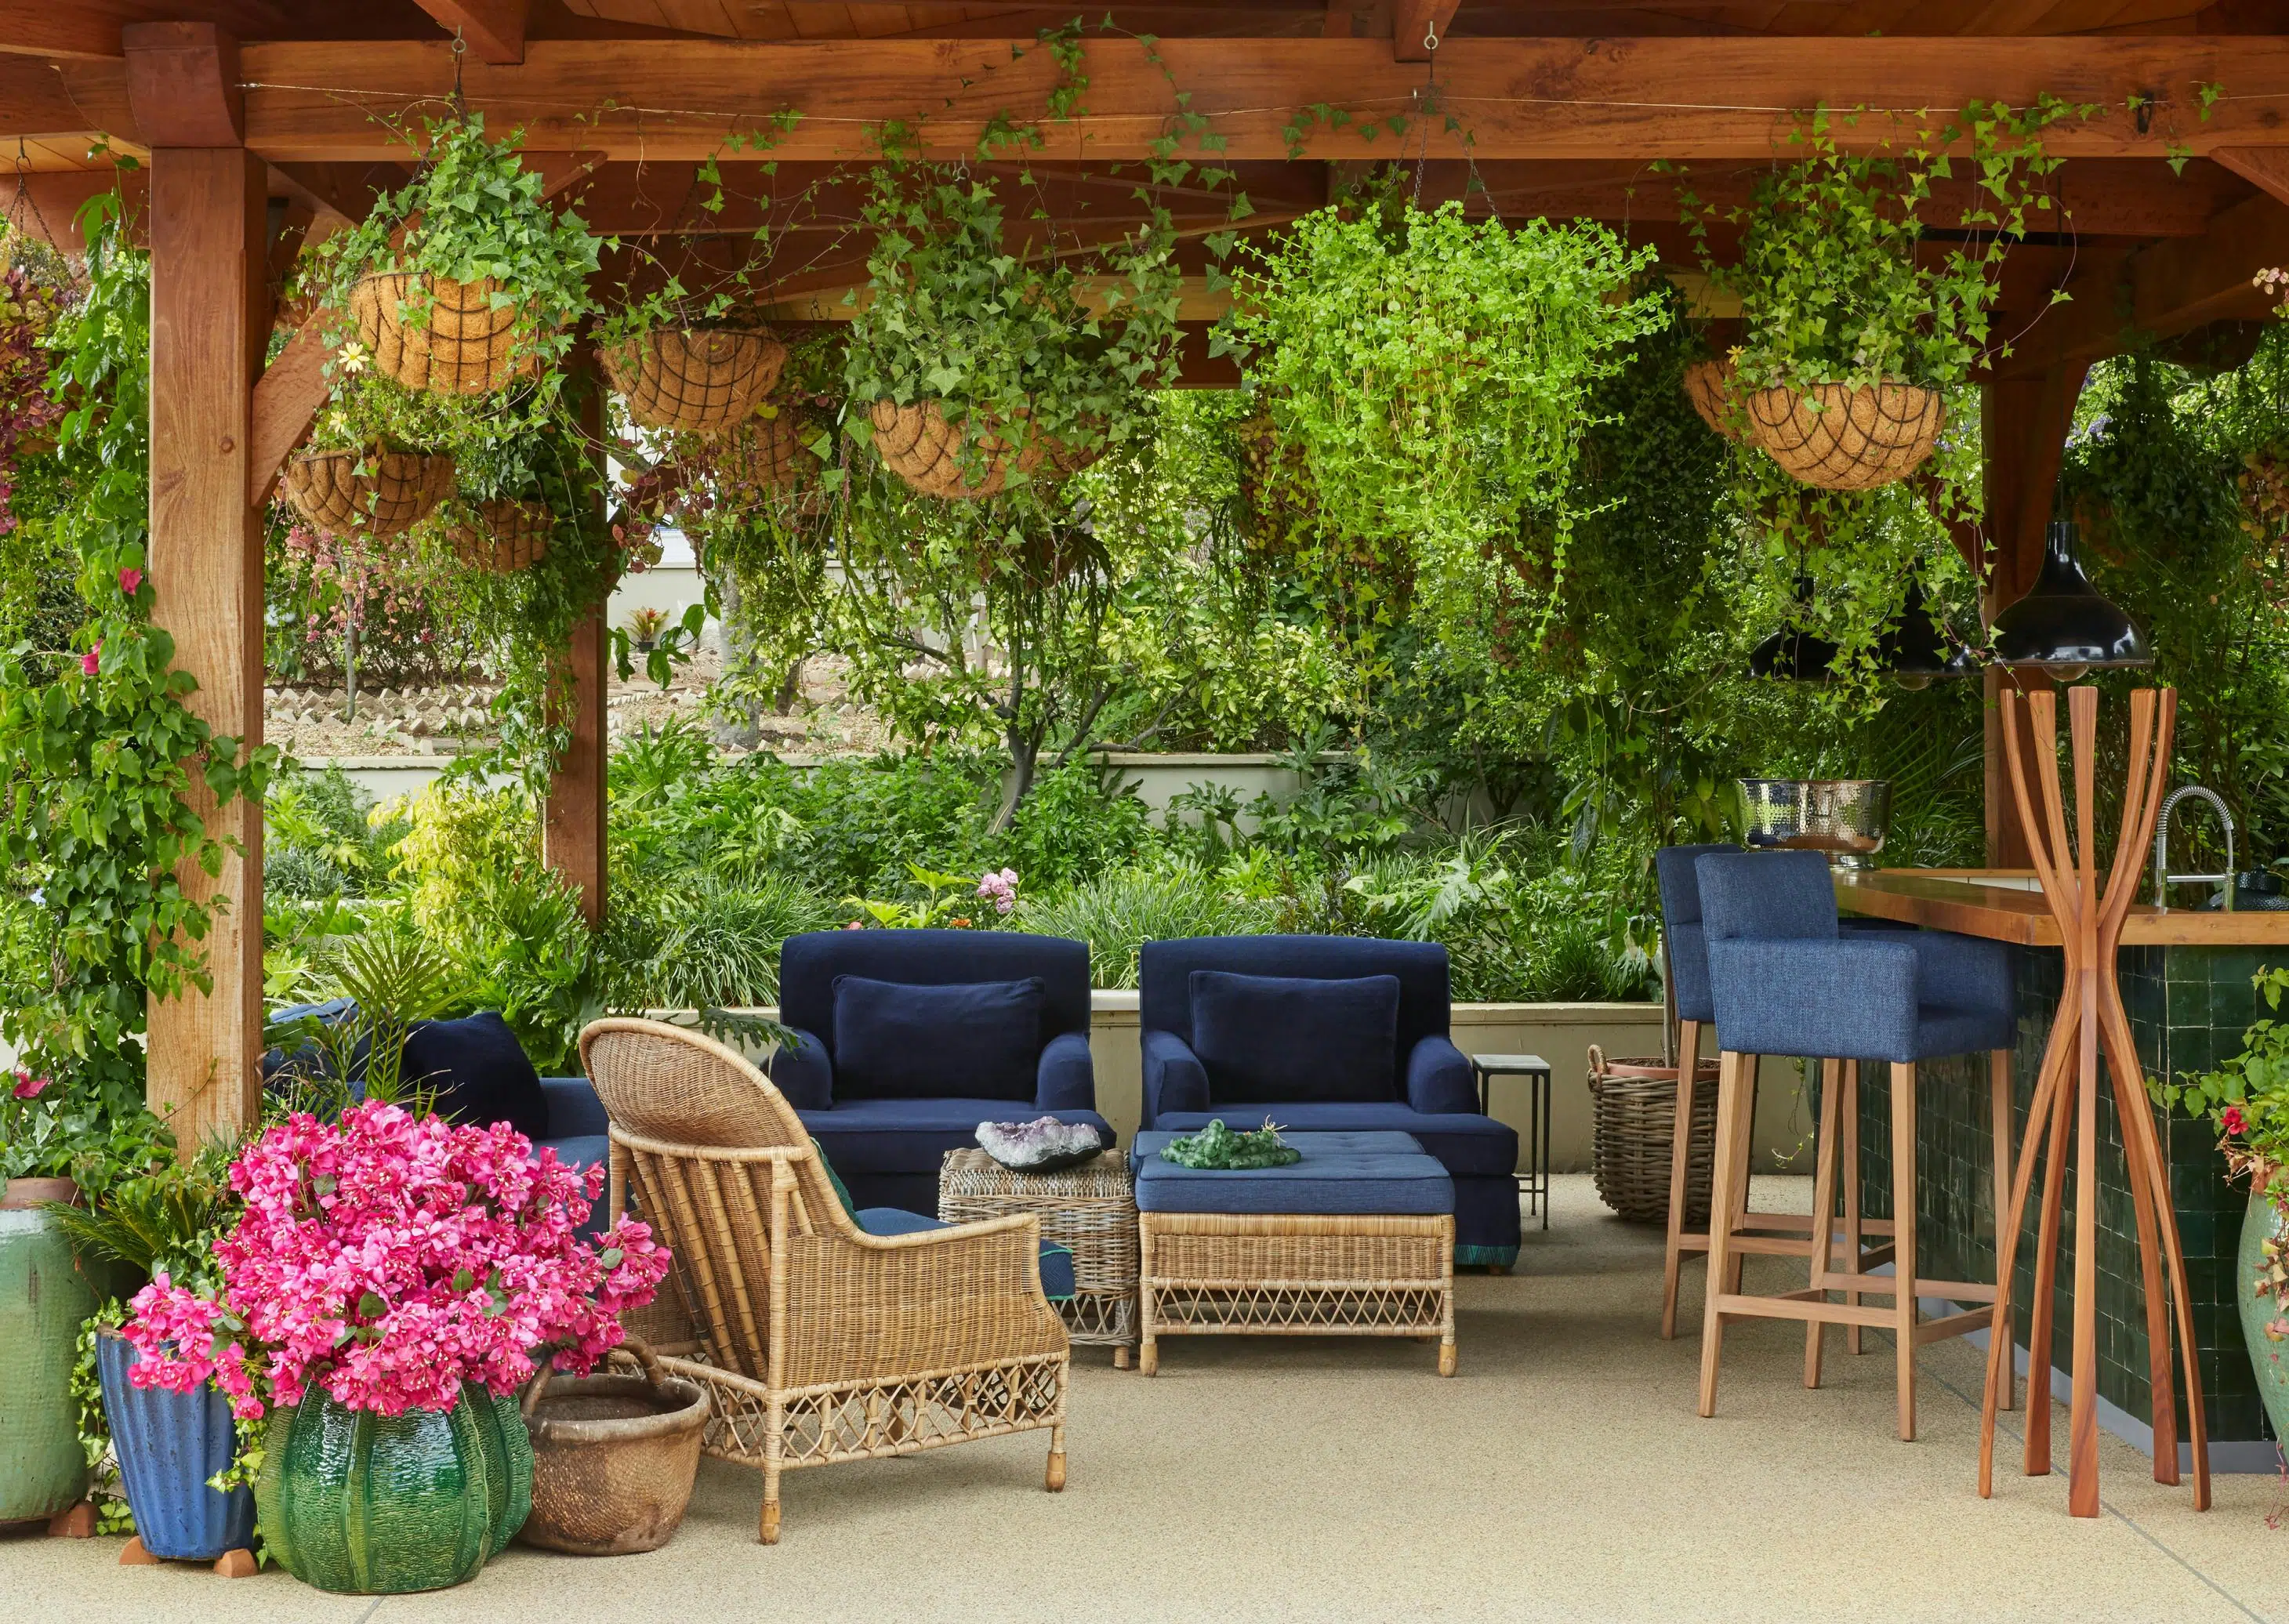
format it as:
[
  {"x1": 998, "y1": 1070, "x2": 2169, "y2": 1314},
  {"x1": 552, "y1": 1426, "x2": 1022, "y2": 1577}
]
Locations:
[{"x1": 2153, "y1": 785, "x2": 2236, "y2": 912}]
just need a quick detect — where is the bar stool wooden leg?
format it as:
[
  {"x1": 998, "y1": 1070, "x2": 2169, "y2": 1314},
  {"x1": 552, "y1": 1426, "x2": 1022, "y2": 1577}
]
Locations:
[
  {"x1": 1723, "y1": 1055, "x2": 1758, "y2": 1300},
  {"x1": 1891, "y1": 1060, "x2": 1920, "y2": 1442},
  {"x1": 1989, "y1": 1048, "x2": 2015, "y2": 1412},
  {"x1": 1842, "y1": 1059, "x2": 1864, "y2": 1357},
  {"x1": 1698, "y1": 1048, "x2": 1756, "y2": 1419},
  {"x1": 1660, "y1": 1018, "x2": 1703, "y2": 1341},
  {"x1": 1805, "y1": 1057, "x2": 1844, "y2": 1390},
  {"x1": 2025, "y1": 1058, "x2": 2073, "y2": 1476}
]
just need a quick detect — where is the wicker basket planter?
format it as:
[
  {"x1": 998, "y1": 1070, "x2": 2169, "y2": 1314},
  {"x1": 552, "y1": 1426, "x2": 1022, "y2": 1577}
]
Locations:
[
  {"x1": 350, "y1": 272, "x2": 529, "y2": 396},
  {"x1": 714, "y1": 408, "x2": 820, "y2": 492},
  {"x1": 1745, "y1": 380, "x2": 1943, "y2": 491},
  {"x1": 601, "y1": 326, "x2": 788, "y2": 432},
  {"x1": 448, "y1": 500, "x2": 552, "y2": 573},
  {"x1": 283, "y1": 448, "x2": 456, "y2": 538},
  {"x1": 1587, "y1": 1046, "x2": 1721, "y2": 1225},
  {"x1": 1681, "y1": 357, "x2": 1743, "y2": 442},
  {"x1": 869, "y1": 398, "x2": 1097, "y2": 499}
]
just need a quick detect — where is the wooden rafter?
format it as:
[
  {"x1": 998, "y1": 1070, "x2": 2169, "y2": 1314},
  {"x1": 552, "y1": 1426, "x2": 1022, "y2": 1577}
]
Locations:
[
  {"x1": 413, "y1": 0, "x2": 533, "y2": 65},
  {"x1": 1391, "y1": 0, "x2": 1460, "y2": 59},
  {"x1": 222, "y1": 37, "x2": 2289, "y2": 163}
]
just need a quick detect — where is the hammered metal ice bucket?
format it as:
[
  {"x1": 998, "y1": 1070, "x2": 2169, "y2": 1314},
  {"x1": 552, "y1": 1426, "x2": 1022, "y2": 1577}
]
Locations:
[
  {"x1": 518, "y1": 1339, "x2": 708, "y2": 1556},
  {"x1": 1737, "y1": 779, "x2": 1892, "y2": 868}
]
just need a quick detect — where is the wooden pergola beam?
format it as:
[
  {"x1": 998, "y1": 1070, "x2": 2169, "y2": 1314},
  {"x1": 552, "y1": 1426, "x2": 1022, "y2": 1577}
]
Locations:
[
  {"x1": 230, "y1": 37, "x2": 2289, "y2": 163},
  {"x1": 412, "y1": 1, "x2": 532, "y2": 66}
]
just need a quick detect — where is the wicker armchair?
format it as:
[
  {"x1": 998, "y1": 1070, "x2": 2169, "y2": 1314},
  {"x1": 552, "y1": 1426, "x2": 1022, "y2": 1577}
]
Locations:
[{"x1": 579, "y1": 1018, "x2": 1070, "y2": 1545}]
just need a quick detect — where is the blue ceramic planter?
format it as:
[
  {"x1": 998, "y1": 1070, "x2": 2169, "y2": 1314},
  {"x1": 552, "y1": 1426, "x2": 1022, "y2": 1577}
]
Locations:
[{"x1": 96, "y1": 1331, "x2": 254, "y2": 1560}]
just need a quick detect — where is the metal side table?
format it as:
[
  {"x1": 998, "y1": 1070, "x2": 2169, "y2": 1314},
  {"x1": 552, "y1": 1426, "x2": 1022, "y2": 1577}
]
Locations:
[{"x1": 1471, "y1": 1053, "x2": 1553, "y2": 1231}]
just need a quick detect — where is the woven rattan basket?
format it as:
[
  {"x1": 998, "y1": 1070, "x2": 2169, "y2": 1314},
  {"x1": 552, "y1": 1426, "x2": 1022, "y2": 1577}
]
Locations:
[
  {"x1": 350, "y1": 272, "x2": 528, "y2": 395},
  {"x1": 281, "y1": 448, "x2": 455, "y2": 538},
  {"x1": 869, "y1": 398, "x2": 1097, "y2": 499},
  {"x1": 602, "y1": 326, "x2": 788, "y2": 432},
  {"x1": 1745, "y1": 380, "x2": 1943, "y2": 491},
  {"x1": 448, "y1": 499, "x2": 552, "y2": 572},
  {"x1": 1681, "y1": 357, "x2": 1743, "y2": 442},
  {"x1": 939, "y1": 1147, "x2": 1139, "y2": 1354},
  {"x1": 1587, "y1": 1045, "x2": 1721, "y2": 1224}
]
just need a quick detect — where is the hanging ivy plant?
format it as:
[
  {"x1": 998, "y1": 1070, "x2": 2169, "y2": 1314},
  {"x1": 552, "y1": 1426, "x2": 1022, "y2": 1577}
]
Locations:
[
  {"x1": 1227, "y1": 192, "x2": 1662, "y2": 654},
  {"x1": 304, "y1": 110, "x2": 602, "y2": 410}
]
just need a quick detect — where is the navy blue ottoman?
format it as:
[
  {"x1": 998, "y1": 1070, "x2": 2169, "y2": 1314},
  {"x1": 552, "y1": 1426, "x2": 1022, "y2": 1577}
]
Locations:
[{"x1": 1130, "y1": 1129, "x2": 1457, "y2": 1376}]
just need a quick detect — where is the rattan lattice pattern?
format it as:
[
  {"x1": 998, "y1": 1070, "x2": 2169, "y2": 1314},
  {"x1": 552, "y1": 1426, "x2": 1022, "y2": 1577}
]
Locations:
[
  {"x1": 1588, "y1": 1049, "x2": 1721, "y2": 1225},
  {"x1": 1746, "y1": 380, "x2": 1943, "y2": 491},
  {"x1": 282, "y1": 447, "x2": 455, "y2": 537},
  {"x1": 940, "y1": 1147, "x2": 1141, "y2": 1350},
  {"x1": 350, "y1": 273, "x2": 530, "y2": 396},
  {"x1": 602, "y1": 327, "x2": 787, "y2": 432}
]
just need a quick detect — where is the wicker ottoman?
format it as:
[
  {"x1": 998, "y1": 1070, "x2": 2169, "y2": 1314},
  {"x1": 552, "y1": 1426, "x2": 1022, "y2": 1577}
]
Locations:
[
  {"x1": 1130, "y1": 1131, "x2": 1456, "y2": 1377},
  {"x1": 938, "y1": 1147, "x2": 1140, "y2": 1365}
]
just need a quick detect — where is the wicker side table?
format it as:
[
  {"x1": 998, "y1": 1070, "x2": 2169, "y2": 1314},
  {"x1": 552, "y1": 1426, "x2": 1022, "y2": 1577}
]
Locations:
[{"x1": 939, "y1": 1148, "x2": 1140, "y2": 1365}]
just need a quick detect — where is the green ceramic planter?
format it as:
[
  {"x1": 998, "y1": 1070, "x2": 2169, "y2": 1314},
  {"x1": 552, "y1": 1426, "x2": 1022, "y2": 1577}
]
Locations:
[
  {"x1": 0, "y1": 1189, "x2": 97, "y2": 1524},
  {"x1": 2238, "y1": 1189, "x2": 2289, "y2": 1445},
  {"x1": 255, "y1": 1382, "x2": 532, "y2": 1593}
]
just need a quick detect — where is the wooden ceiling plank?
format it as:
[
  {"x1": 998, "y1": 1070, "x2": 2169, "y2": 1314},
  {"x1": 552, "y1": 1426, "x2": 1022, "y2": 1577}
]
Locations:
[
  {"x1": 225, "y1": 37, "x2": 2289, "y2": 164},
  {"x1": 413, "y1": 1, "x2": 535, "y2": 64},
  {"x1": 2211, "y1": 143, "x2": 2289, "y2": 203},
  {"x1": 0, "y1": 5, "x2": 125, "y2": 61}
]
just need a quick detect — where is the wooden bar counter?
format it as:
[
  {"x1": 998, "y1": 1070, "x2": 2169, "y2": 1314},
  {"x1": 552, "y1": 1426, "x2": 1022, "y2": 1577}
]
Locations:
[{"x1": 1830, "y1": 865, "x2": 2289, "y2": 1468}]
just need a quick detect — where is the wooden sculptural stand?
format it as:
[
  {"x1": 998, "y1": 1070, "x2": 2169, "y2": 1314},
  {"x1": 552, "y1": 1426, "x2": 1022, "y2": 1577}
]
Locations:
[{"x1": 1979, "y1": 685, "x2": 2211, "y2": 1516}]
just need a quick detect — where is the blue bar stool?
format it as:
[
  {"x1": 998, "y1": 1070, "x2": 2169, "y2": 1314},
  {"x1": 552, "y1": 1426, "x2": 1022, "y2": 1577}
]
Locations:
[
  {"x1": 1654, "y1": 845, "x2": 1892, "y2": 1344},
  {"x1": 1694, "y1": 850, "x2": 2017, "y2": 1441}
]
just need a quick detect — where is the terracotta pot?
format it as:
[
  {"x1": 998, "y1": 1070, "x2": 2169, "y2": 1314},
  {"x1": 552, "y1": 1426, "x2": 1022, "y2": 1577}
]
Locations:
[
  {"x1": 0, "y1": 1177, "x2": 78, "y2": 1210},
  {"x1": 517, "y1": 1340, "x2": 706, "y2": 1556}
]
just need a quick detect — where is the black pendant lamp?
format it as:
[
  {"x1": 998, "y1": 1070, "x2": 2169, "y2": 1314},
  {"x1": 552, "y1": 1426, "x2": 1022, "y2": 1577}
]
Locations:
[
  {"x1": 1748, "y1": 576, "x2": 1841, "y2": 683},
  {"x1": 1990, "y1": 518, "x2": 2150, "y2": 683},
  {"x1": 1876, "y1": 578, "x2": 1976, "y2": 690}
]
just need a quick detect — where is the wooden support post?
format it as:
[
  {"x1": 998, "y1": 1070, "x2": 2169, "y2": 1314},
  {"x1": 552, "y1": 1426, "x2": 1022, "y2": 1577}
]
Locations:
[
  {"x1": 135, "y1": 23, "x2": 267, "y2": 1144},
  {"x1": 1979, "y1": 361, "x2": 2089, "y2": 868},
  {"x1": 542, "y1": 364, "x2": 608, "y2": 928}
]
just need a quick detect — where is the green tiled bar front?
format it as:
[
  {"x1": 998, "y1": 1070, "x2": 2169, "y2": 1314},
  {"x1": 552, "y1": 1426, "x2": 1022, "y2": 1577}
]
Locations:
[{"x1": 1850, "y1": 943, "x2": 2276, "y2": 1450}]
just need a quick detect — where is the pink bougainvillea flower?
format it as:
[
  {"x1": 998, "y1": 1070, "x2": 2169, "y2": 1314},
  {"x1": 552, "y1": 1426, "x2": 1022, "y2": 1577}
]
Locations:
[
  {"x1": 10, "y1": 1068, "x2": 47, "y2": 1099},
  {"x1": 81, "y1": 643, "x2": 100, "y2": 676},
  {"x1": 2225, "y1": 1104, "x2": 2249, "y2": 1136},
  {"x1": 118, "y1": 567, "x2": 143, "y2": 595}
]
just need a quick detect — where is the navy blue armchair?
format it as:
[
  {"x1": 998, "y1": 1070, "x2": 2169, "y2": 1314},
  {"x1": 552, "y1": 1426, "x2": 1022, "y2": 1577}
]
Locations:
[
  {"x1": 1137, "y1": 935, "x2": 1520, "y2": 1266},
  {"x1": 768, "y1": 930, "x2": 1112, "y2": 1213}
]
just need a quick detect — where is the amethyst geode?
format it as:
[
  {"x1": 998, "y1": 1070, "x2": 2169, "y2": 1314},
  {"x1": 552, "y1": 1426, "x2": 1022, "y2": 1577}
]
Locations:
[{"x1": 976, "y1": 1116, "x2": 1105, "y2": 1173}]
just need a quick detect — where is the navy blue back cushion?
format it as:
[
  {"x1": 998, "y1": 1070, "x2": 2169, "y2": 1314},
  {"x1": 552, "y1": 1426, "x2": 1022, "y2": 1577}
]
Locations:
[
  {"x1": 400, "y1": 1011, "x2": 550, "y2": 1140},
  {"x1": 1696, "y1": 850, "x2": 1840, "y2": 942},
  {"x1": 1188, "y1": 970, "x2": 1402, "y2": 1105},
  {"x1": 1654, "y1": 844, "x2": 1739, "y2": 1025},
  {"x1": 831, "y1": 974, "x2": 1045, "y2": 1101},
  {"x1": 1140, "y1": 939, "x2": 1451, "y2": 1103},
  {"x1": 779, "y1": 930, "x2": 1090, "y2": 1054}
]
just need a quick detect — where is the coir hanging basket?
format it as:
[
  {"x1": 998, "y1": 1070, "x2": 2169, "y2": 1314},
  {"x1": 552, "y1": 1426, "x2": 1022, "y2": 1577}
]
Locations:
[
  {"x1": 1587, "y1": 1045, "x2": 1721, "y2": 1225},
  {"x1": 350, "y1": 273, "x2": 529, "y2": 396},
  {"x1": 713, "y1": 408, "x2": 821, "y2": 494},
  {"x1": 283, "y1": 448, "x2": 455, "y2": 538},
  {"x1": 1681, "y1": 358, "x2": 1743, "y2": 443},
  {"x1": 601, "y1": 326, "x2": 789, "y2": 433},
  {"x1": 868, "y1": 399, "x2": 1097, "y2": 500},
  {"x1": 1745, "y1": 380, "x2": 1943, "y2": 491},
  {"x1": 448, "y1": 500, "x2": 552, "y2": 573}
]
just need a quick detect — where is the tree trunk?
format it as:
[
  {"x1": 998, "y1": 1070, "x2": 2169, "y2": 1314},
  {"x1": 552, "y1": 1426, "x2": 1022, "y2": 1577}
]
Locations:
[{"x1": 708, "y1": 556, "x2": 764, "y2": 750}]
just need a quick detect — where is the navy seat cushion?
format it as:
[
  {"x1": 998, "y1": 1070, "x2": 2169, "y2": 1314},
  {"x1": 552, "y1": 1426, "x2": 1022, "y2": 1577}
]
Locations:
[
  {"x1": 831, "y1": 974, "x2": 1045, "y2": 1101},
  {"x1": 400, "y1": 1011, "x2": 550, "y2": 1141},
  {"x1": 800, "y1": 1099, "x2": 1115, "y2": 1176},
  {"x1": 854, "y1": 1207, "x2": 1076, "y2": 1300},
  {"x1": 1188, "y1": 971, "x2": 1400, "y2": 1105},
  {"x1": 1130, "y1": 1129, "x2": 1453, "y2": 1216},
  {"x1": 1149, "y1": 1104, "x2": 1516, "y2": 1179}
]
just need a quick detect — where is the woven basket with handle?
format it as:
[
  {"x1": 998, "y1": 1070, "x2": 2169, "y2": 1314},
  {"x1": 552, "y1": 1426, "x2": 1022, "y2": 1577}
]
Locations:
[
  {"x1": 869, "y1": 398, "x2": 1097, "y2": 499},
  {"x1": 1745, "y1": 380, "x2": 1943, "y2": 491},
  {"x1": 448, "y1": 500, "x2": 551, "y2": 573},
  {"x1": 1587, "y1": 1045, "x2": 1721, "y2": 1224},
  {"x1": 350, "y1": 272, "x2": 528, "y2": 396},
  {"x1": 601, "y1": 326, "x2": 788, "y2": 433},
  {"x1": 282, "y1": 448, "x2": 455, "y2": 538}
]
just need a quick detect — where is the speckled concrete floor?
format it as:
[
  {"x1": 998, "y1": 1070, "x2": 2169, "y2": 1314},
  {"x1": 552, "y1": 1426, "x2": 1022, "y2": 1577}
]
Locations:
[{"x1": 3, "y1": 1176, "x2": 2280, "y2": 1624}]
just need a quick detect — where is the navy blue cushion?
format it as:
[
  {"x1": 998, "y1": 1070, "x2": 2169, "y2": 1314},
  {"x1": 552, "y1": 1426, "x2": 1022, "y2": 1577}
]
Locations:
[
  {"x1": 1131, "y1": 1129, "x2": 1453, "y2": 1216},
  {"x1": 1697, "y1": 850, "x2": 1840, "y2": 943},
  {"x1": 1138, "y1": 937, "x2": 1451, "y2": 1107},
  {"x1": 780, "y1": 930, "x2": 1091, "y2": 1050},
  {"x1": 830, "y1": 974, "x2": 1044, "y2": 1101},
  {"x1": 538, "y1": 1076, "x2": 609, "y2": 1138},
  {"x1": 401, "y1": 1011, "x2": 550, "y2": 1140},
  {"x1": 1150, "y1": 1104, "x2": 1517, "y2": 1178},
  {"x1": 1188, "y1": 970, "x2": 1401, "y2": 1105},
  {"x1": 800, "y1": 1099, "x2": 1115, "y2": 1176},
  {"x1": 853, "y1": 1207, "x2": 1076, "y2": 1300},
  {"x1": 1655, "y1": 844, "x2": 1739, "y2": 1025}
]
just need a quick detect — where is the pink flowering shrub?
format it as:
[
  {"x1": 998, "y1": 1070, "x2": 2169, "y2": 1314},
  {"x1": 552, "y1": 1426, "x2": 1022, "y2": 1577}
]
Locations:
[{"x1": 125, "y1": 1100, "x2": 670, "y2": 1419}]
